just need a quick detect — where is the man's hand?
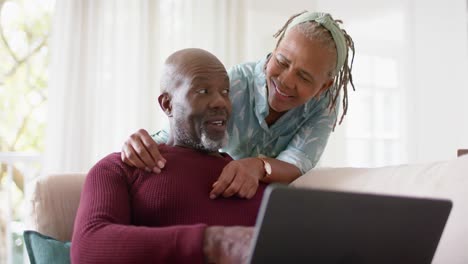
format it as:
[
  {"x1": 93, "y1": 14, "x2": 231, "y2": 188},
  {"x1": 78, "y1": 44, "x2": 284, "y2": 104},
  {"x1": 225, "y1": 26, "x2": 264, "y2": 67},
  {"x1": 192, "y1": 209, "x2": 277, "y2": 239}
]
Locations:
[
  {"x1": 210, "y1": 158, "x2": 264, "y2": 199},
  {"x1": 121, "y1": 129, "x2": 166, "y2": 173},
  {"x1": 204, "y1": 226, "x2": 254, "y2": 264}
]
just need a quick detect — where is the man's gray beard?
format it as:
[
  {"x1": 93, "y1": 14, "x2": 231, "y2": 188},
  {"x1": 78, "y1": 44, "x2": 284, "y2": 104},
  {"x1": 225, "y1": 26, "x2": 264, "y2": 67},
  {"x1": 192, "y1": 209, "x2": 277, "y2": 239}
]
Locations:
[
  {"x1": 200, "y1": 129, "x2": 229, "y2": 152},
  {"x1": 174, "y1": 119, "x2": 228, "y2": 152}
]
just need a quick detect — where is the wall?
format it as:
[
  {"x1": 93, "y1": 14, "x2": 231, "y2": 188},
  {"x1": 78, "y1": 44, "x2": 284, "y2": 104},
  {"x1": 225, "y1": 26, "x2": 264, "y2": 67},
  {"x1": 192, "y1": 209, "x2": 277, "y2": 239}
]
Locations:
[
  {"x1": 408, "y1": 0, "x2": 468, "y2": 163},
  {"x1": 242, "y1": 0, "x2": 318, "y2": 62}
]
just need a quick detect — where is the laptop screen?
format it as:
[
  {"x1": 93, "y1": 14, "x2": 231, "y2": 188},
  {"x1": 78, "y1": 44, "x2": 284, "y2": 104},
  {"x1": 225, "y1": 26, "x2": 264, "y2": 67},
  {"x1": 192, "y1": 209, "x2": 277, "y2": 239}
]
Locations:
[{"x1": 248, "y1": 184, "x2": 452, "y2": 264}]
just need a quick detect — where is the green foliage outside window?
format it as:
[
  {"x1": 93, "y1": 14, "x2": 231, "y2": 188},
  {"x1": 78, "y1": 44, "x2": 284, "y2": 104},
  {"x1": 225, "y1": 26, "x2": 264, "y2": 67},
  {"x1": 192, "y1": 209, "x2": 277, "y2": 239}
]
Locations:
[
  {"x1": 0, "y1": 0, "x2": 54, "y2": 263},
  {"x1": 0, "y1": 0, "x2": 52, "y2": 153}
]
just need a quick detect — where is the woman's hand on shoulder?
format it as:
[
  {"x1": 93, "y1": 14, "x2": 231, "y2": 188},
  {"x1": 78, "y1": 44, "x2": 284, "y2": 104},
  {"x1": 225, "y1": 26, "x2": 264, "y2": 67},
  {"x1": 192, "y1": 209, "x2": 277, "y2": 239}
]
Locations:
[
  {"x1": 121, "y1": 129, "x2": 166, "y2": 173},
  {"x1": 209, "y1": 158, "x2": 264, "y2": 199}
]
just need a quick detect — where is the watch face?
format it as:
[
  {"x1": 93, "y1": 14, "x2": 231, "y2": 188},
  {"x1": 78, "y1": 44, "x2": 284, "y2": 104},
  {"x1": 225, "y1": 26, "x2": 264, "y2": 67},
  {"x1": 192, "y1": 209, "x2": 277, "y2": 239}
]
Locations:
[{"x1": 264, "y1": 161, "x2": 272, "y2": 175}]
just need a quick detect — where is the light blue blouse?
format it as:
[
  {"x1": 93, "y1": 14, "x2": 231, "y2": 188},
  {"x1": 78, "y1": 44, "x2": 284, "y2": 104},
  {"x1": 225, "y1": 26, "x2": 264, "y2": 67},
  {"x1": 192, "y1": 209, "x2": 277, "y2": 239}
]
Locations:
[{"x1": 154, "y1": 57, "x2": 338, "y2": 174}]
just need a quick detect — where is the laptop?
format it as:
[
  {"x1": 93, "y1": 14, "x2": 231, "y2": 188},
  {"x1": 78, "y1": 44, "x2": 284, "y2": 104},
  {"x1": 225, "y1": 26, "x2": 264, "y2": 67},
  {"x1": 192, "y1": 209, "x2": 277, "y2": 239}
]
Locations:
[{"x1": 248, "y1": 184, "x2": 452, "y2": 264}]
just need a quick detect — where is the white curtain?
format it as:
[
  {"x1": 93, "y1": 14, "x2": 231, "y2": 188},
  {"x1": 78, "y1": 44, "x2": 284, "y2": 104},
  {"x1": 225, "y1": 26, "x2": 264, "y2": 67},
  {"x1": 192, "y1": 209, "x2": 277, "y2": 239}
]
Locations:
[{"x1": 44, "y1": 0, "x2": 245, "y2": 173}]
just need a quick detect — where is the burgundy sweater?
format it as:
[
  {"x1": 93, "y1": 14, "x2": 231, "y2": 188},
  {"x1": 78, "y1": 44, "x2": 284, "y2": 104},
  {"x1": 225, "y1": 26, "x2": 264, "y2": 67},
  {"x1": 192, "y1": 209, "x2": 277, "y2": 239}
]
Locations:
[{"x1": 71, "y1": 145, "x2": 266, "y2": 264}]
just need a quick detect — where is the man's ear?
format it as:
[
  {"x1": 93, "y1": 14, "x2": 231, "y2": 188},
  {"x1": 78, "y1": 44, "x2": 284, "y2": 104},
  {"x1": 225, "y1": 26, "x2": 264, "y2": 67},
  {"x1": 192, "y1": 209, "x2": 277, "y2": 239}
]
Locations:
[{"x1": 158, "y1": 92, "x2": 173, "y2": 117}]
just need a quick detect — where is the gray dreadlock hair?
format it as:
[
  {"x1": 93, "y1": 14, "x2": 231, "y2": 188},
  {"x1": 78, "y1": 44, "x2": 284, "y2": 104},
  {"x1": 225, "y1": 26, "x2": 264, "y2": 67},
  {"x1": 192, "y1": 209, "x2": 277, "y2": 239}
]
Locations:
[{"x1": 273, "y1": 11, "x2": 355, "y2": 129}]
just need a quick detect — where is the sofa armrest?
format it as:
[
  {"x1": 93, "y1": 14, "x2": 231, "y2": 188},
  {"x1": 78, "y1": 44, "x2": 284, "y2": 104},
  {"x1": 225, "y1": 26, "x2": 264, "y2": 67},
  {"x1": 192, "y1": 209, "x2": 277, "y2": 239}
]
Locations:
[{"x1": 29, "y1": 173, "x2": 86, "y2": 241}]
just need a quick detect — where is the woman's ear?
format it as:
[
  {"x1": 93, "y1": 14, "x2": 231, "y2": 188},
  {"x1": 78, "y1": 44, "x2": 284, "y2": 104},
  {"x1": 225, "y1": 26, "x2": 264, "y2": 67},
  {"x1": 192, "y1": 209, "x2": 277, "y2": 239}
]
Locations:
[
  {"x1": 318, "y1": 78, "x2": 334, "y2": 97},
  {"x1": 158, "y1": 92, "x2": 172, "y2": 117}
]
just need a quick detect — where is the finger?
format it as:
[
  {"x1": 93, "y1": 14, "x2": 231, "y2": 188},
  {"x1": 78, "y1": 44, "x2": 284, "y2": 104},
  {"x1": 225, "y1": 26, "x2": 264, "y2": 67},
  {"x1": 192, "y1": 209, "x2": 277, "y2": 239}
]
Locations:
[
  {"x1": 232, "y1": 170, "x2": 259, "y2": 198},
  {"x1": 138, "y1": 129, "x2": 167, "y2": 167},
  {"x1": 245, "y1": 184, "x2": 259, "y2": 199},
  {"x1": 130, "y1": 133, "x2": 158, "y2": 169},
  {"x1": 245, "y1": 177, "x2": 259, "y2": 199},
  {"x1": 222, "y1": 175, "x2": 245, "y2": 198},
  {"x1": 152, "y1": 166, "x2": 161, "y2": 174},
  {"x1": 236, "y1": 182, "x2": 250, "y2": 198},
  {"x1": 236, "y1": 175, "x2": 259, "y2": 199},
  {"x1": 210, "y1": 165, "x2": 236, "y2": 199},
  {"x1": 122, "y1": 143, "x2": 147, "y2": 169}
]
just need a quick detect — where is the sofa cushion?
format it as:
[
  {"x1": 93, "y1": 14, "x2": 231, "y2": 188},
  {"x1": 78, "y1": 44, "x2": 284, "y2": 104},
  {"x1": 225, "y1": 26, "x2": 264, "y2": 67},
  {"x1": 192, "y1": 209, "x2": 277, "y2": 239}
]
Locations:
[
  {"x1": 24, "y1": 230, "x2": 70, "y2": 264},
  {"x1": 290, "y1": 155, "x2": 468, "y2": 263},
  {"x1": 29, "y1": 173, "x2": 86, "y2": 241}
]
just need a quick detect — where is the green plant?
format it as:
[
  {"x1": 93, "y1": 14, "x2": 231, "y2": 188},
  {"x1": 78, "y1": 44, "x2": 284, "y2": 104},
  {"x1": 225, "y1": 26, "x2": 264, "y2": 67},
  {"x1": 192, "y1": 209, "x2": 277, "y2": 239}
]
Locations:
[{"x1": 0, "y1": 0, "x2": 54, "y2": 262}]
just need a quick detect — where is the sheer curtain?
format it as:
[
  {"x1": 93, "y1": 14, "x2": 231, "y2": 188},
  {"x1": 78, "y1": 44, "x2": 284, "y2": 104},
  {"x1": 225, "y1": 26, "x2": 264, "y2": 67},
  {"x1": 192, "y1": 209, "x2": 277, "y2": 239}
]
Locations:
[{"x1": 44, "y1": 0, "x2": 244, "y2": 173}]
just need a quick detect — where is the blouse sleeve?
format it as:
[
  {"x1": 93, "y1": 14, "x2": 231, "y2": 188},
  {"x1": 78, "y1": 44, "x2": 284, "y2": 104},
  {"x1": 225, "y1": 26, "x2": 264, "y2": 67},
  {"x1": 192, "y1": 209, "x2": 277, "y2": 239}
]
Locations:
[
  {"x1": 151, "y1": 129, "x2": 169, "y2": 144},
  {"x1": 276, "y1": 98, "x2": 339, "y2": 174},
  {"x1": 150, "y1": 118, "x2": 171, "y2": 144}
]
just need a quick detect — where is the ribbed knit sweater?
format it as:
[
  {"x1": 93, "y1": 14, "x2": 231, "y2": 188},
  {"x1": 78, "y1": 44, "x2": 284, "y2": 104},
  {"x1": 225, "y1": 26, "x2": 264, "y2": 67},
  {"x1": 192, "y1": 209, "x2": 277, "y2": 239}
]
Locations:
[{"x1": 71, "y1": 144, "x2": 266, "y2": 264}]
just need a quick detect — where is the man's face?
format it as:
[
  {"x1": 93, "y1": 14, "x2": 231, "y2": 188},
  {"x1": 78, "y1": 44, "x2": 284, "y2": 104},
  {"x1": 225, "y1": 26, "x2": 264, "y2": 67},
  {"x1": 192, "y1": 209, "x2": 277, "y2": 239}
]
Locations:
[{"x1": 171, "y1": 64, "x2": 231, "y2": 152}]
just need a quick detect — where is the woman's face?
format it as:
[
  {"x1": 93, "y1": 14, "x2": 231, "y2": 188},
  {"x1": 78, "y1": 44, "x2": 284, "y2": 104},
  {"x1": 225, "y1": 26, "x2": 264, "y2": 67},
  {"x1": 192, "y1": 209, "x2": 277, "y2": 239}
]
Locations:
[{"x1": 265, "y1": 28, "x2": 335, "y2": 114}]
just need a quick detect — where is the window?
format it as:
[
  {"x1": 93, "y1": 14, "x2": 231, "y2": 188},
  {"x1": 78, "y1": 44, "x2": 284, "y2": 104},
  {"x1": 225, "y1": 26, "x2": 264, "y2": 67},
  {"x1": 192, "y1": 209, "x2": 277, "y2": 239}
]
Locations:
[
  {"x1": 0, "y1": 1, "x2": 55, "y2": 263},
  {"x1": 345, "y1": 54, "x2": 404, "y2": 167}
]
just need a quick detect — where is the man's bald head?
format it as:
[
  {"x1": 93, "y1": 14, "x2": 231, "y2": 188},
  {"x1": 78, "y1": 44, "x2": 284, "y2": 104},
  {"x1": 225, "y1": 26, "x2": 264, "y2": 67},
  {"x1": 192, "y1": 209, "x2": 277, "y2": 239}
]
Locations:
[{"x1": 160, "y1": 48, "x2": 227, "y2": 95}]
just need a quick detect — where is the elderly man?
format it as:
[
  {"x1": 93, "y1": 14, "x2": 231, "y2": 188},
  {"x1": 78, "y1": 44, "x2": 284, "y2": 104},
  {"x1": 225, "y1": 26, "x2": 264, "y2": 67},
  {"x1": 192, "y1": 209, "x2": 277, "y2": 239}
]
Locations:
[{"x1": 71, "y1": 48, "x2": 267, "y2": 263}]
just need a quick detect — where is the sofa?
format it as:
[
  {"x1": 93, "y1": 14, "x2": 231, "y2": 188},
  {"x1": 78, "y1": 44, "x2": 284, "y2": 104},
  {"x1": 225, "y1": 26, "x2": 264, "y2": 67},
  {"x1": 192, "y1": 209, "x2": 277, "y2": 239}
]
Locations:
[{"x1": 28, "y1": 154, "x2": 468, "y2": 263}]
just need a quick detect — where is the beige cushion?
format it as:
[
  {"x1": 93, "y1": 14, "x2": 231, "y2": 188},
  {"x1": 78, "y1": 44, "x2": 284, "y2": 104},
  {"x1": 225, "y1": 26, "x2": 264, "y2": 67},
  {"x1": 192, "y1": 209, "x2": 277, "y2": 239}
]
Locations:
[
  {"x1": 291, "y1": 155, "x2": 468, "y2": 264},
  {"x1": 29, "y1": 173, "x2": 86, "y2": 241}
]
